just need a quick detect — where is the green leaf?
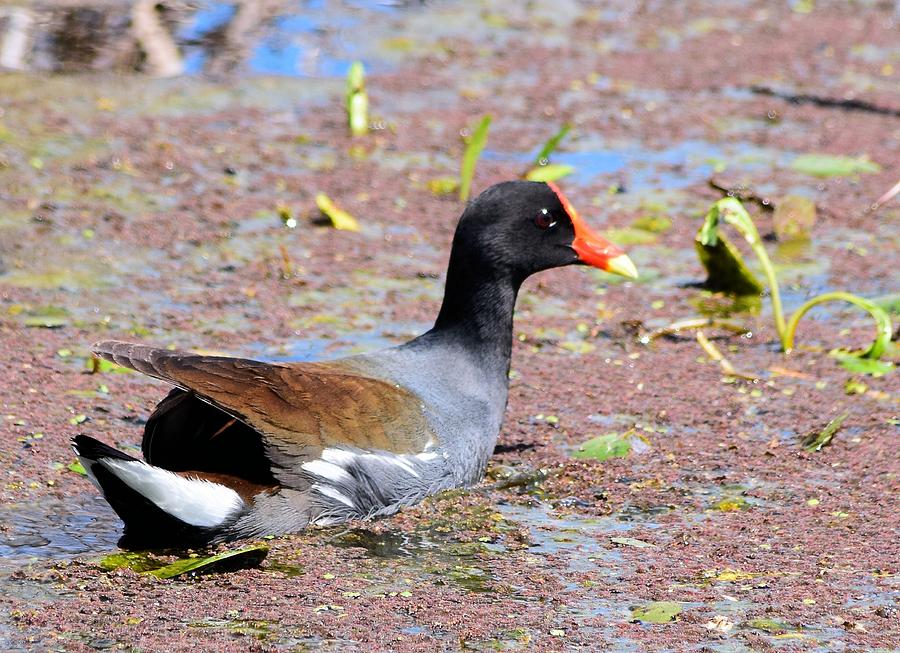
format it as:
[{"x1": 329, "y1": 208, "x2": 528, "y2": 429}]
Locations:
[
  {"x1": 844, "y1": 378, "x2": 867, "y2": 395},
  {"x1": 631, "y1": 601, "x2": 682, "y2": 623},
  {"x1": 631, "y1": 214, "x2": 672, "y2": 234},
  {"x1": 150, "y1": 545, "x2": 269, "y2": 579},
  {"x1": 712, "y1": 496, "x2": 748, "y2": 511},
  {"x1": 695, "y1": 198, "x2": 766, "y2": 296},
  {"x1": 833, "y1": 354, "x2": 893, "y2": 377},
  {"x1": 531, "y1": 123, "x2": 571, "y2": 168},
  {"x1": 67, "y1": 460, "x2": 87, "y2": 476},
  {"x1": 88, "y1": 357, "x2": 133, "y2": 374},
  {"x1": 695, "y1": 235, "x2": 765, "y2": 296},
  {"x1": 99, "y1": 551, "x2": 167, "y2": 574},
  {"x1": 525, "y1": 163, "x2": 575, "y2": 182},
  {"x1": 315, "y1": 193, "x2": 360, "y2": 232},
  {"x1": 611, "y1": 537, "x2": 655, "y2": 548},
  {"x1": 345, "y1": 61, "x2": 368, "y2": 137},
  {"x1": 791, "y1": 154, "x2": 881, "y2": 178},
  {"x1": 23, "y1": 315, "x2": 68, "y2": 328},
  {"x1": 802, "y1": 411, "x2": 848, "y2": 452},
  {"x1": 459, "y1": 115, "x2": 491, "y2": 202},
  {"x1": 698, "y1": 197, "x2": 762, "y2": 247},
  {"x1": 572, "y1": 431, "x2": 649, "y2": 461},
  {"x1": 21, "y1": 305, "x2": 70, "y2": 328},
  {"x1": 746, "y1": 617, "x2": 793, "y2": 634}
]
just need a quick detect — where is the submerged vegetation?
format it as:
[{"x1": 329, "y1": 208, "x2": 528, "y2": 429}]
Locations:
[{"x1": 99, "y1": 545, "x2": 269, "y2": 579}]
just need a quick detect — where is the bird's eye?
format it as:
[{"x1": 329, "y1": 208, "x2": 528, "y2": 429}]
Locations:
[{"x1": 535, "y1": 208, "x2": 557, "y2": 230}]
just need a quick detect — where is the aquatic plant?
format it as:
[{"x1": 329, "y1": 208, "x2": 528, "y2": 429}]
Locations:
[
  {"x1": 346, "y1": 61, "x2": 368, "y2": 137},
  {"x1": 523, "y1": 123, "x2": 573, "y2": 182},
  {"x1": 459, "y1": 115, "x2": 491, "y2": 202},
  {"x1": 649, "y1": 197, "x2": 894, "y2": 376},
  {"x1": 699, "y1": 198, "x2": 892, "y2": 361}
]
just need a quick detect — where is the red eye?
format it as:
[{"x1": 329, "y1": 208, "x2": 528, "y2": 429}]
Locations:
[{"x1": 535, "y1": 209, "x2": 557, "y2": 230}]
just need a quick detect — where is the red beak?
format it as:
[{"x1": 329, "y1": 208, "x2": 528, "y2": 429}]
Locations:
[{"x1": 547, "y1": 182, "x2": 638, "y2": 279}]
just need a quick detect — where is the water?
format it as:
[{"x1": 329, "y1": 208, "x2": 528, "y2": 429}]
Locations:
[
  {"x1": 0, "y1": 495, "x2": 120, "y2": 565},
  {"x1": 2, "y1": 0, "x2": 431, "y2": 77},
  {"x1": 250, "y1": 320, "x2": 430, "y2": 362},
  {"x1": 484, "y1": 139, "x2": 788, "y2": 192}
]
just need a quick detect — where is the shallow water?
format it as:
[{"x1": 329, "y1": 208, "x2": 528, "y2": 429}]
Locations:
[
  {"x1": 485, "y1": 138, "x2": 788, "y2": 193},
  {"x1": 0, "y1": 495, "x2": 120, "y2": 565},
  {"x1": 1, "y1": 0, "x2": 896, "y2": 649}
]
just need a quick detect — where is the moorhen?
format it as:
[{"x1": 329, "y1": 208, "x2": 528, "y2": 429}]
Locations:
[{"x1": 73, "y1": 180, "x2": 637, "y2": 547}]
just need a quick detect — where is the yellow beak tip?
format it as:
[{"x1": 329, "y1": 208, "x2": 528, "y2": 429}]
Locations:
[{"x1": 606, "y1": 254, "x2": 639, "y2": 279}]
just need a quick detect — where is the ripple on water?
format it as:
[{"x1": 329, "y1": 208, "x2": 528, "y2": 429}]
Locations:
[{"x1": 0, "y1": 494, "x2": 121, "y2": 567}]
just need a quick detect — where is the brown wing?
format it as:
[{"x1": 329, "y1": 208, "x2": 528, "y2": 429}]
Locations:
[{"x1": 93, "y1": 341, "x2": 435, "y2": 464}]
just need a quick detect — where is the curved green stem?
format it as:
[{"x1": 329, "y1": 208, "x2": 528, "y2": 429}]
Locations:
[
  {"x1": 750, "y1": 241, "x2": 786, "y2": 340},
  {"x1": 783, "y1": 291, "x2": 893, "y2": 359}
]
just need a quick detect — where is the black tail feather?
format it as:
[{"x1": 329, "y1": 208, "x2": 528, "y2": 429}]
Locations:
[{"x1": 72, "y1": 434, "x2": 136, "y2": 463}]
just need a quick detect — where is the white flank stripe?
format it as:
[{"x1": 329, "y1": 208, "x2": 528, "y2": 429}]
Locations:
[
  {"x1": 321, "y1": 448, "x2": 358, "y2": 467},
  {"x1": 317, "y1": 447, "x2": 442, "y2": 481},
  {"x1": 101, "y1": 459, "x2": 244, "y2": 527},
  {"x1": 302, "y1": 459, "x2": 354, "y2": 484},
  {"x1": 382, "y1": 456, "x2": 421, "y2": 478},
  {"x1": 312, "y1": 483, "x2": 355, "y2": 508}
]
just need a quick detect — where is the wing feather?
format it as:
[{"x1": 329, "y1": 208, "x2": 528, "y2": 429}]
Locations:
[{"x1": 93, "y1": 341, "x2": 435, "y2": 469}]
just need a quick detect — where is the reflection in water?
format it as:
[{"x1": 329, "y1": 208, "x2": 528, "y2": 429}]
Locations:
[{"x1": 0, "y1": 0, "x2": 409, "y2": 77}]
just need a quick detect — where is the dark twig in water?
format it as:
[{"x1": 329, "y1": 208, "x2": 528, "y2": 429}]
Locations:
[
  {"x1": 749, "y1": 86, "x2": 900, "y2": 118},
  {"x1": 708, "y1": 178, "x2": 774, "y2": 212}
]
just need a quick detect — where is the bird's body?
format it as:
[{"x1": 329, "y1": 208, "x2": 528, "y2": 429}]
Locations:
[{"x1": 74, "y1": 181, "x2": 637, "y2": 547}]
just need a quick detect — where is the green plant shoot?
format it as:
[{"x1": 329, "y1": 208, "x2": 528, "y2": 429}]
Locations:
[
  {"x1": 459, "y1": 115, "x2": 491, "y2": 202},
  {"x1": 524, "y1": 123, "x2": 573, "y2": 182},
  {"x1": 346, "y1": 61, "x2": 368, "y2": 137},
  {"x1": 698, "y1": 198, "x2": 785, "y2": 337},
  {"x1": 697, "y1": 198, "x2": 893, "y2": 363},
  {"x1": 802, "y1": 412, "x2": 848, "y2": 452},
  {"x1": 525, "y1": 164, "x2": 575, "y2": 182}
]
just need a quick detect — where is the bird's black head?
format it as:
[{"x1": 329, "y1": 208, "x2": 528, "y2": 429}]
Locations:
[{"x1": 450, "y1": 180, "x2": 637, "y2": 285}]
